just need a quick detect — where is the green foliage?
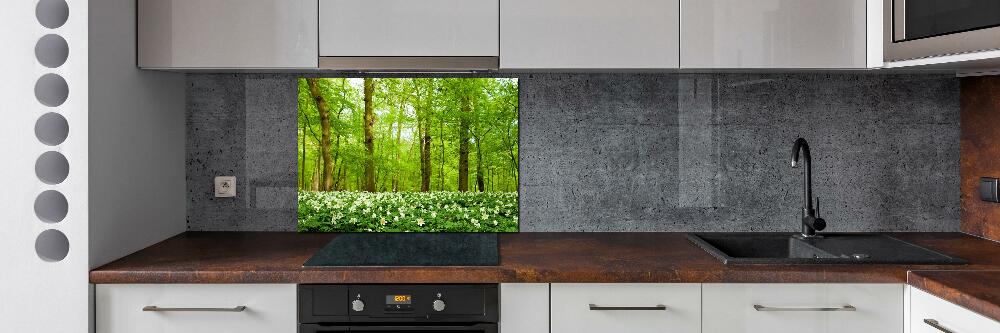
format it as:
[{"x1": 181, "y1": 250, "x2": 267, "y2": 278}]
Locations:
[
  {"x1": 298, "y1": 191, "x2": 518, "y2": 233},
  {"x1": 298, "y1": 78, "x2": 519, "y2": 193}
]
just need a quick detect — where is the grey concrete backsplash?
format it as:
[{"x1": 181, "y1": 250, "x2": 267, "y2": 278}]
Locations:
[{"x1": 186, "y1": 73, "x2": 960, "y2": 232}]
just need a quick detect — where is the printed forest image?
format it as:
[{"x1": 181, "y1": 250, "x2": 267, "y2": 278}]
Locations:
[{"x1": 297, "y1": 78, "x2": 519, "y2": 232}]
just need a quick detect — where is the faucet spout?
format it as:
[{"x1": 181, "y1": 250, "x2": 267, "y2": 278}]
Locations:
[{"x1": 791, "y1": 138, "x2": 825, "y2": 237}]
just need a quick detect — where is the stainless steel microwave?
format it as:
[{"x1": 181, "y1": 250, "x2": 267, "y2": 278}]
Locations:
[{"x1": 885, "y1": 0, "x2": 1000, "y2": 62}]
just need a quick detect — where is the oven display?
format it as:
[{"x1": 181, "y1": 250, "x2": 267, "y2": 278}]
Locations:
[
  {"x1": 385, "y1": 294, "x2": 414, "y2": 311},
  {"x1": 386, "y1": 295, "x2": 412, "y2": 304}
]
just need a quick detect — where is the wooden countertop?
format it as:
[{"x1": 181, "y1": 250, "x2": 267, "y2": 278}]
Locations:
[
  {"x1": 89, "y1": 232, "x2": 1000, "y2": 321},
  {"x1": 91, "y1": 232, "x2": 1000, "y2": 284},
  {"x1": 908, "y1": 270, "x2": 1000, "y2": 323}
]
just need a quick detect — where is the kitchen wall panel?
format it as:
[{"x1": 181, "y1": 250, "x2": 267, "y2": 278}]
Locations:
[
  {"x1": 185, "y1": 73, "x2": 959, "y2": 232},
  {"x1": 959, "y1": 76, "x2": 1000, "y2": 242}
]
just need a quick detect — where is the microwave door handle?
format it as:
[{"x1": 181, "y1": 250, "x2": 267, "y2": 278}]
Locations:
[{"x1": 893, "y1": 0, "x2": 906, "y2": 41}]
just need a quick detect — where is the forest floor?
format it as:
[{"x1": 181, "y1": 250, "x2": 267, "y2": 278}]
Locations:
[{"x1": 298, "y1": 191, "x2": 518, "y2": 232}]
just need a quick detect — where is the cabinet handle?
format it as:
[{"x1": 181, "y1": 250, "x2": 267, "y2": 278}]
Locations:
[
  {"x1": 142, "y1": 306, "x2": 247, "y2": 312},
  {"x1": 753, "y1": 304, "x2": 856, "y2": 312},
  {"x1": 588, "y1": 304, "x2": 667, "y2": 311},
  {"x1": 923, "y1": 319, "x2": 955, "y2": 333}
]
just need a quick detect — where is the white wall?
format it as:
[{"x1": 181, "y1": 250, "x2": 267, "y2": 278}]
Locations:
[
  {"x1": 0, "y1": 0, "x2": 184, "y2": 331},
  {"x1": 0, "y1": 0, "x2": 90, "y2": 331},
  {"x1": 88, "y1": 0, "x2": 186, "y2": 269}
]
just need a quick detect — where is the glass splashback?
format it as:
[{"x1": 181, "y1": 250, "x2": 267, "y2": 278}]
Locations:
[{"x1": 297, "y1": 78, "x2": 519, "y2": 232}]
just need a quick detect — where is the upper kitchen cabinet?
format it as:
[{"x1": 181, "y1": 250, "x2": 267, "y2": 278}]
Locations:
[
  {"x1": 500, "y1": 0, "x2": 680, "y2": 69},
  {"x1": 318, "y1": 0, "x2": 500, "y2": 70},
  {"x1": 681, "y1": 0, "x2": 877, "y2": 69},
  {"x1": 137, "y1": 0, "x2": 318, "y2": 69}
]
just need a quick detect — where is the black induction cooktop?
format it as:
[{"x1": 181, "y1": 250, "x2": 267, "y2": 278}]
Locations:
[{"x1": 303, "y1": 233, "x2": 500, "y2": 267}]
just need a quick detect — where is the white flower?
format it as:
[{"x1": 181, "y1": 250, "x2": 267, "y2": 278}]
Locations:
[
  {"x1": 431, "y1": 211, "x2": 437, "y2": 218},
  {"x1": 417, "y1": 218, "x2": 425, "y2": 227},
  {"x1": 380, "y1": 217, "x2": 387, "y2": 225}
]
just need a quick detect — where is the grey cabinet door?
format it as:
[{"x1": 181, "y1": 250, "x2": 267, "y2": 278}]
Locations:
[
  {"x1": 319, "y1": 0, "x2": 499, "y2": 57},
  {"x1": 501, "y1": 0, "x2": 680, "y2": 69},
  {"x1": 138, "y1": 0, "x2": 318, "y2": 69},
  {"x1": 681, "y1": 0, "x2": 869, "y2": 69}
]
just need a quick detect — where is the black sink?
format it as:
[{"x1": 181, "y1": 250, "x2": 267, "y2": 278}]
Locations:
[{"x1": 687, "y1": 233, "x2": 966, "y2": 265}]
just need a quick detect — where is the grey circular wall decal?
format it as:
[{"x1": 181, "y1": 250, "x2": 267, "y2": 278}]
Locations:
[
  {"x1": 34, "y1": 73, "x2": 69, "y2": 107},
  {"x1": 36, "y1": 0, "x2": 70, "y2": 29},
  {"x1": 35, "y1": 34, "x2": 69, "y2": 68},
  {"x1": 35, "y1": 112, "x2": 69, "y2": 146},
  {"x1": 35, "y1": 229, "x2": 70, "y2": 262},
  {"x1": 34, "y1": 190, "x2": 68, "y2": 223},
  {"x1": 35, "y1": 151, "x2": 69, "y2": 185}
]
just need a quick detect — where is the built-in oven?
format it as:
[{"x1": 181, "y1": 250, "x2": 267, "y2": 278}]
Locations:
[
  {"x1": 885, "y1": 0, "x2": 1000, "y2": 61},
  {"x1": 299, "y1": 284, "x2": 498, "y2": 333}
]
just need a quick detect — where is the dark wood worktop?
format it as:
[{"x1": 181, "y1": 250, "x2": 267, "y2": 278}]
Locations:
[
  {"x1": 91, "y1": 232, "x2": 1000, "y2": 284},
  {"x1": 89, "y1": 232, "x2": 1000, "y2": 320},
  {"x1": 908, "y1": 270, "x2": 1000, "y2": 322}
]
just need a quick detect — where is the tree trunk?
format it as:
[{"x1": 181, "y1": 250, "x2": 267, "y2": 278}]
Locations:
[
  {"x1": 331, "y1": 135, "x2": 341, "y2": 189},
  {"x1": 331, "y1": 79, "x2": 349, "y2": 190},
  {"x1": 306, "y1": 78, "x2": 333, "y2": 191},
  {"x1": 418, "y1": 98, "x2": 432, "y2": 192},
  {"x1": 299, "y1": 125, "x2": 306, "y2": 190},
  {"x1": 336, "y1": 167, "x2": 345, "y2": 191},
  {"x1": 311, "y1": 154, "x2": 321, "y2": 190},
  {"x1": 363, "y1": 78, "x2": 376, "y2": 192},
  {"x1": 421, "y1": 118, "x2": 432, "y2": 192},
  {"x1": 300, "y1": 95, "x2": 322, "y2": 189},
  {"x1": 474, "y1": 134, "x2": 484, "y2": 192},
  {"x1": 439, "y1": 113, "x2": 445, "y2": 190},
  {"x1": 457, "y1": 94, "x2": 470, "y2": 192},
  {"x1": 393, "y1": 98, "x2": 403, "y2": 192}
]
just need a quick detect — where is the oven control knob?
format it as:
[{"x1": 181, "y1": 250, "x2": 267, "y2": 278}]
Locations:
[
  {"x1": 351, "y1": 299, "x2": 365, "y2": 312},
  {"x1": 432, "y1": 299, "x2": 446, "y2": 312}
]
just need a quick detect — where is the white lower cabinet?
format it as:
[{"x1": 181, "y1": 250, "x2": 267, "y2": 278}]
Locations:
[
  {"x1": 702, "y1": 283, "x2": 904, "y2": 333},
  {"x1": 550, "y1": 283, "x2": 701, "y2": 333},
  {"x1": 96, "y1": 284, "x2": 297, "y2": 333},
  {"x1": 910, "y1": 287, "x2": 1000, "y2": 333},
  {"x1": 95, "y1": 283, "x2": 1000, "y2": 333},
  {"x1": 500, "y1": 283, "x2": 549, "y2": 333}
]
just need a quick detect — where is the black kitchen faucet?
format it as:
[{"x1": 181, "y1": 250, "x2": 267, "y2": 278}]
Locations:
[{"x1": 791, "y1": 138, "x2": 826, "y2": 238}]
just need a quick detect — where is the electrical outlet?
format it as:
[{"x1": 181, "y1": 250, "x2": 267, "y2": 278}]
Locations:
[
  {"x1": 980, "y1": 177, "x2": 999, "y2": 202},
  {"x1": 215, "y1": 176, "x2": 236, "y2": 198}
]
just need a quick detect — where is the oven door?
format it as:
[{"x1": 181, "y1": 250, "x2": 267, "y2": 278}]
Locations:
[
  {"x1": 885, "y1": 0, "x2": 1000, "y2": 61},
  {"x1": 300, "y1": 323, "x2": 498, "y2": 333}
]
